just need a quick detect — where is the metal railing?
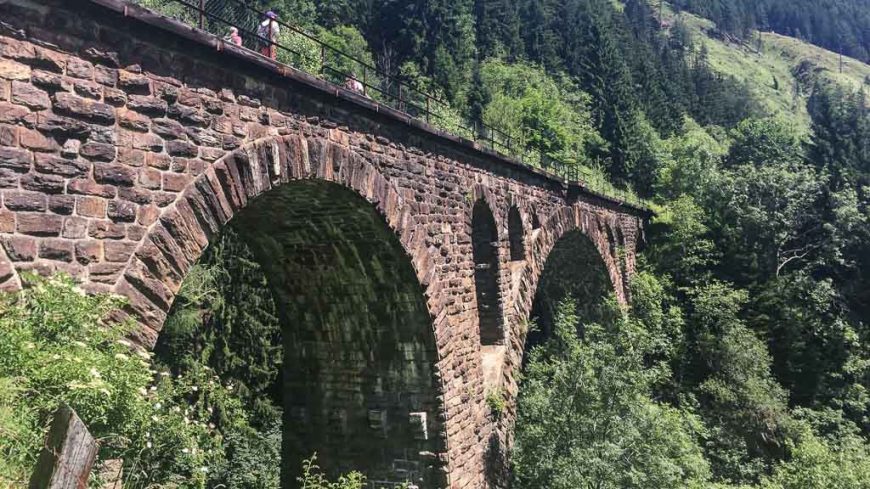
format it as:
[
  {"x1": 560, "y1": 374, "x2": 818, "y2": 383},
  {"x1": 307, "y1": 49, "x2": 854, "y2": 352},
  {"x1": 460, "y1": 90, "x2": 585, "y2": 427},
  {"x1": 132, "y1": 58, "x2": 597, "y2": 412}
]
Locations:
[{"x1": 131, "y1": 0, "x2": 649, "y2": 210}]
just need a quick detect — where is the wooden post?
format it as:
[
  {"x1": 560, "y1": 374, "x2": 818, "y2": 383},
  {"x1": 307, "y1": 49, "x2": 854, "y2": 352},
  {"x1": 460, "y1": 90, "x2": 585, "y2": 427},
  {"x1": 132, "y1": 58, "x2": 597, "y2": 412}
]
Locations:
[
  {"x1": 29, "y1": 405, "x2": 98, "y2": 489},
  {"x1": 198, "y1": 0, "x2": 205, "y2": 29}
]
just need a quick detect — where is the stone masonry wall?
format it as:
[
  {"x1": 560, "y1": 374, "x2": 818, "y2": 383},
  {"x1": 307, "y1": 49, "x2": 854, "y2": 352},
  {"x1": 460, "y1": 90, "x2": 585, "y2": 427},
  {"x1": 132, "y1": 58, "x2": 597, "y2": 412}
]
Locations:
[{"x1": 0, "y1": 0, "x2": 647, "y2": 486}]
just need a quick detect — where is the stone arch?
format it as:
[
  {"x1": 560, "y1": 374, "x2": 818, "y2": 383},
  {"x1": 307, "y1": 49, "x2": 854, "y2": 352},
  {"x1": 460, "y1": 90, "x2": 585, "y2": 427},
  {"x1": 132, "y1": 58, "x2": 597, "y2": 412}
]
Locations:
[
  {"x1": 109, "y1": 134, "x2": 450, "y2": 487},
  {"x1": 507, "y1": 205, "x2": 525, "y2": 262},
  {"x1": 111, "y1": 134, "x2": 440, "y2": 345},
  {"x1": 481, "y1": 204, "x2": 626, "y2": 483},
  {"x1": 471, "y1": 198, "x2": 504, "y2": 347},
  {"x1": 499, "y1": 204, "x2": 626, "y2": 398},
  {"x1": 511, "y1": 205, "x2": 626, "y2": 335}
]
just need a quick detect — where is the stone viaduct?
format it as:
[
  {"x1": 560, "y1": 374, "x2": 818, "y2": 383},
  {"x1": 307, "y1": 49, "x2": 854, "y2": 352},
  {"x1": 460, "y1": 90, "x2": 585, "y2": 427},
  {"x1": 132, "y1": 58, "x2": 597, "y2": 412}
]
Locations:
[{"x1": 0, "y1": 0, "x2": 649, "y2": 486}]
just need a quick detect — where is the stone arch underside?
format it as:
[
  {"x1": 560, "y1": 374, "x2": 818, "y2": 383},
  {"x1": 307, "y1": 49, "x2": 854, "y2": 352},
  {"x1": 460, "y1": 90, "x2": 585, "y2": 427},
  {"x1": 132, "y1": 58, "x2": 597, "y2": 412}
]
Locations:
[
  {"x1": 111, "y1": 135, "x2": 449, "y2": 487},
  {"x1": 481, "y1": 205, "x2": 629, "y2": 483}
]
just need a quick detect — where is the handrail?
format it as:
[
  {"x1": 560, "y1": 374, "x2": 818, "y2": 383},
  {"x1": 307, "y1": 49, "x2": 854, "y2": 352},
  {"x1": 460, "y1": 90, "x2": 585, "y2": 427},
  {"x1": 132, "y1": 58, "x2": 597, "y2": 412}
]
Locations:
[{"x1": 131, "y1": 0, "x2": 650, "y2": 211}]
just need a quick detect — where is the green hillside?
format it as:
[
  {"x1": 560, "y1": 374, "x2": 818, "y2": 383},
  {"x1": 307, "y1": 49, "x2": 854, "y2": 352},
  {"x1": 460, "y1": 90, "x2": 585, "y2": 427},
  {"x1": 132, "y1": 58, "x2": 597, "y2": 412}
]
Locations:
[{"x1": 661, "y1": 2, "x2": 870, "y2": 131}]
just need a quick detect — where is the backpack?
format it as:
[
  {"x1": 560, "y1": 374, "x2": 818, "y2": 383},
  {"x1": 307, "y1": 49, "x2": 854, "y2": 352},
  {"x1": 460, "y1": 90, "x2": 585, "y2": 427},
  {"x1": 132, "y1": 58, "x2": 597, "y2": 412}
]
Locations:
[{"x1": 257, "y1": 20, "x2": 270, "y2": 45}]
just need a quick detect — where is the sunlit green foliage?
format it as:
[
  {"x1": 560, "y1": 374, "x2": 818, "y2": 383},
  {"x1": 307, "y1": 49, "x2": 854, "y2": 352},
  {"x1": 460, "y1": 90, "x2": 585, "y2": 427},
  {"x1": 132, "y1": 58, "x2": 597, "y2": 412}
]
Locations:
[
  {"x1": 0, "y1": 275, "x2": 246, "y2": 488},
  {"x1": 479, "y1": 59, "x2": 605, "y2": 167},
  {"x1": 513, "y1": 293, "x2": 710, "y2": 489}
]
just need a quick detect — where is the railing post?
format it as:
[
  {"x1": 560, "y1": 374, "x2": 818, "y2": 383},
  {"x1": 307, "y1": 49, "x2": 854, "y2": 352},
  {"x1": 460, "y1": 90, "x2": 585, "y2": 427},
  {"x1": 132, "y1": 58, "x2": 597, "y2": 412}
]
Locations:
[
  {"x1": 198, "y1": 0, "x2": 205, "y2": 29},
  {"x1": 397, "y1": 83, "x2": 403, "y2": 111},
  {"x1": 426, "y1": 96, "x2": 430, "y2": 124},
  {"x1": 320, "y1": 45, "x2": 325, "y2": 77}
]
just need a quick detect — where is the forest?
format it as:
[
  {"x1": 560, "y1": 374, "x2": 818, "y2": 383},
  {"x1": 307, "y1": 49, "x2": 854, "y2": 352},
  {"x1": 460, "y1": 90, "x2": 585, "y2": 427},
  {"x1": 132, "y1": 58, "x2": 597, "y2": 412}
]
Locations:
[{"x1": 1, "y1": 0, "x2": 869, "y2": 487}]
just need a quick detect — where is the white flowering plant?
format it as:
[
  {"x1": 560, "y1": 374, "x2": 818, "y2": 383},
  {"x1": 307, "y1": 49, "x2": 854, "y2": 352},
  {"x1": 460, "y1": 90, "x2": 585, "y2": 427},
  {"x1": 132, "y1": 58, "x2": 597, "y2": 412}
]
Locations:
[
  {"x1": 0, "y1": 273, "x2": 151, "y2": 484},
  {"x1": 0, "y1": 274, "x2": 246, "y2": 488}
]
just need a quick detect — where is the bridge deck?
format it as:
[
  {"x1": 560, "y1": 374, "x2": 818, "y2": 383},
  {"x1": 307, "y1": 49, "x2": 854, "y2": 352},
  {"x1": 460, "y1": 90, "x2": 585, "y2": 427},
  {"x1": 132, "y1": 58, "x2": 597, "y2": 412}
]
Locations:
[{"x1": 90, "y1": 0, "x2": 650, "y2": 216}]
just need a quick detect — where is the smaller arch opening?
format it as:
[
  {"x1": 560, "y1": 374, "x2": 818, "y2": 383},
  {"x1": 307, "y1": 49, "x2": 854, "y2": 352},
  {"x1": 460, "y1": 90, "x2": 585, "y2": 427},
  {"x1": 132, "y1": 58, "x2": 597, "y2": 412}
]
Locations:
[
  {"x1": 508, "y1": 206, "x2": 526, "y2": 262},
  {"x1": 472, "y1": 200, "x2": 504, "y2": 346},
  {"x1": 531, "y1": 211, "x2": 541, "y2": 230}
]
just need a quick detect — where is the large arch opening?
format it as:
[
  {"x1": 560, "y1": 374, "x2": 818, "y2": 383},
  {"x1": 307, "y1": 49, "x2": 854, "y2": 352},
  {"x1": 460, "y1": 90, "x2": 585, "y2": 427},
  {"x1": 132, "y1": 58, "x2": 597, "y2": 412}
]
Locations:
[
  {"x1": 472, "y1": 200, "x2": 504, "y2": 347},
  {"x1": 524, "y1": 230, "x2": 613, "y2": 354},
  {"x1": 155, "y1": 180, "x2": 446, "y2": 488}
]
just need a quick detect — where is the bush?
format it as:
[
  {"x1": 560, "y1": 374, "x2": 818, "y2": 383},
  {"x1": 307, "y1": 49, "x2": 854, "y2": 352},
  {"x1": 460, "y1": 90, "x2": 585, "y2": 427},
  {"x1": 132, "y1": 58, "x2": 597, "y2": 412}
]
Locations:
[{"x1": 0, "y1": 274, "x2": 258, "y2": 487}]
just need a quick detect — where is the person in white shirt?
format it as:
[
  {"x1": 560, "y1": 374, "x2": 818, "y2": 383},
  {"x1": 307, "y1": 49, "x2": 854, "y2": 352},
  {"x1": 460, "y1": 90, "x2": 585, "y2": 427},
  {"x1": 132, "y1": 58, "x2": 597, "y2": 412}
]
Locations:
[{"x1": 257, "y1": 11, "x2": 279, "y2": 59}]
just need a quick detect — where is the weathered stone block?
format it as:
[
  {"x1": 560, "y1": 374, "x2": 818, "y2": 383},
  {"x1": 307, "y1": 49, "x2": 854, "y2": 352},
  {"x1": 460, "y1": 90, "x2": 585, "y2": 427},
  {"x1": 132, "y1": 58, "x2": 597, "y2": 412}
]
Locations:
[
  {"x1": 152, "y1": 118, "x2": 185, "y2": 139},
  {"x1": 2, "y1": 236, "x2": 37, "y2": 261},
  {"x1": 94, "y1": 164, "x2": 135, "y2": 186},
  {"x1": 128, "y1": 95, "x2": 167, "y2": 116},
  {"x1": 73, "y1": 80, "x2": 102, "y2": 100},
  {"x1": 137, "y1": 204, "x2": 159, "y2": 226},
  {"x1": 68, "y1": 178, "x2": 116, "y2": 198},
  {"x1": 0, "y1": 169, "x2": 18, "y2": 188},
  {"x1": 0, "y1": 146, "x2": 32, "y2": 171},
  {"x1": 0, "y1": 102, "x2": 30, "y2": 124},
  {"x1": 76, "y1": 196, "x2": 106, "y2": 218},
  {"x1": 53, "y1": 92, "x2": 115, "y2": 124},
  {"x1": 119, "y1": 110, "x2": 150, "y2": 132},
  {"x1": 0, "y1": 125, "x2": 15, "y2": 147},
  {"x1": 89, "y1": 262, "x2": 124, "y2": 284},
  {"x1": 0, "y1": 210, "x2": 14, "y2": 233},
  {"x1": 20, "y1": 128, "x2": 59, "y2": 152},
  {"x1": 31, "y1": 70, "x2": 70, "y2": 91},
  {"x1": 117, "y1": 149, "x2": 144, "y2": 168},
  {"x1": 62, "y1": 216, "x2": 88, "y2": 239},
  {"x1": 138, "y1": 168, "x2": 161, "y2": 190},
  {"x1": 117, "y1": 187, "x2": 152, "y2": 205},
  {"x1": 16, "y1": 213, "x2": 62, "y2": 236},
  {"x1": 34, "y1": 153, "x2": 88, "y2": 177},
  {"x1": 66, "y1": 58, "x2": 94, "y2": 80},
  {"x1": 11, "y1": 81, "x2": 50, "y2": 110},
  {"x1": 118, "y1": 71, "x2": 150, "y2": 94},
  {"x1": 61, "y1": 139, "x2": 81, "y2": 158},
  {"x1": 48, "y1": 195, "x2": 75, "y2": 215},
  {"x1": 107, "y1": 200, "x2": 136, "y2": 222},
  {"x1": 4, "y1": 190, "x2": 47, "y2": 211},
  {"x1": 131, "y1": 132, "x2": 163, "y2": 152},
  {"x1": 103, "y1": 87, "x2": 126, "y2": 106},
  {"x1": 162, "y1": 172, "x2": 190, "y2": 192},
  {"x1": 75, "y1": 240, "x2": 102, "y2": 264},
  {"x1": 21, "y1": 173, "x2": 64, "y2": 194},
  {"x1": 126, "y1": 224, "x2": 146, "y2": 241},
  {"x1": 165, "y1": 140, "x2": 197, "y2": 157},
  {"x1": 38, "y1": 239, "x2": 73, "y2": 261},
  {"x1": 80, "y1": 142, "x2": 115, "y2": 161},
  {"x1": 88, "y1": 220, "x2": 126, "y2": 240},
  {"x1": 104, "y1": 240, "x2": 137, "y2": 262},
  {"x1": 35, "y1": 113, "x2": 91, "y2": 138},
  {"x1": 0, "y1": 59, "x2": 31, "y2": 80},
  {"x1": 83, "y1": 47, "x2": 119, "y2": 68}
]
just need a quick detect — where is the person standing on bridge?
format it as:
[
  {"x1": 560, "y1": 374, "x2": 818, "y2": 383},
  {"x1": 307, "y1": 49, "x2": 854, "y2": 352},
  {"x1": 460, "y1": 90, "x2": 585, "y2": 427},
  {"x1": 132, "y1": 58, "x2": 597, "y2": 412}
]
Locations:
[
  {"x1": 344, "y1": 72, "x2": 366, "y2": 96},
  {"x1": 225, "y1": 26, "x2": 242, "y2": 47},
  {"x1": 257, "y1": 10, "x2": 279, "y2": 60}
]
